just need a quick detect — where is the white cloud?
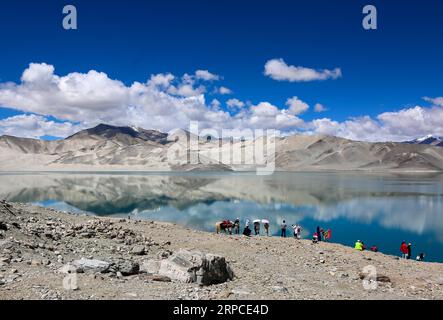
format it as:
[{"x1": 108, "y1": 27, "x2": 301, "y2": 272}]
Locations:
[
  {"x1": 250, "y1": 102, "x2": 279, "y2": 117},
  {"x1": 21, "y1": 63, "x2": 55, "y2": 84},
  {"x1": 148, "y1": 73, "x2": 175, "y2": 88},
  {"x1": 309, "y1": 105, "x2": 443, "y2": 142},
  {"x1": 210, "y1": 99, "x2": 221, "y2": 110},
  {"x1": 314, "y1": 103, "x2": 327, "y2": 113},
  {"x1": 285, "y1": 96, "x2": 309, "y2": 115},
  {"x1": 226, "y1": 98, "x2": 245, "y2": 110},
  {"x1": 0, "y1": 114, "x2": 81, "y2": 139},
  {"x1": 264, "y1": 58, "x2": 342, "y2": 82},
  {"x1": 167, "y1": 84, "x2": 206, "y2": 97},
  {"x1": 1, "y1": 63, "x2": 441, "y2": 143},
  {"x1": 0, "y1": 63, "x2": 308, "y2": 135},
  {"x1": 195, "y1": 70, "x2": 220, "y2": 81},
  {"x1": 247, "y1": 102, "x2": 304, "y2": 129},
  {"x1": 423, "y1": 96, "x2": 443, "y2": 107},
  {"x1": 218, "y1": 86, "x2": 232, "y2": 95}
]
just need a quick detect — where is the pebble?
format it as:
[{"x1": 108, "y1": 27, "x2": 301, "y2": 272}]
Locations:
[
  {"x1": 272, "y1": 286, "x2": 289, "y2": 293},
  {"x1": 30, "y1": 259, "x2": 41, "y2": 266}
]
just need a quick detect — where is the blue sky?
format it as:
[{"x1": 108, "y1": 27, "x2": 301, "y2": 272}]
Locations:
[{"x1": 0, "y1": 0, "x2": 442, "y2": 141}]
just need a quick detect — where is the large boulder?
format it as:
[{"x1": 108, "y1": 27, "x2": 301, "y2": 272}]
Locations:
[
  {"x1": 158, "y1": 249, "x2": 234, "y2": 285},
  {"x1": 130, "y1": 245, "x2": 146, "y2": 256},
  {"x1": 117, "y1": 260, "x2": 140, "y2": 276}
]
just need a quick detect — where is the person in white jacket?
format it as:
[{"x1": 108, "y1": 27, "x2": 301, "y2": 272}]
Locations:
[{"x1": 292, "y1": 224, "x2": 302, "y2": 239}]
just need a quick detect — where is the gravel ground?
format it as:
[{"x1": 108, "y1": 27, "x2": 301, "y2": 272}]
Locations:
[{"x1": 1, "y1": 200, "x2": 443, "y2": 300}]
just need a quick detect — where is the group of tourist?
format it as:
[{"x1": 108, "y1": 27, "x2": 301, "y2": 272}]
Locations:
[
  {"x1": 217, "y1": 219, "x2": 332, "y2": 243},
  {"x1": 217, "y1": 219, "x2": 427, "y2": 262},
  {"x1": 354, "y1": 240, "x2": 378, "y2": 252},
  {"x1": 312, "y1": 226, "x2": 332, "y2": 243},
  {"x1": 354, "y1": 239, "x2": 425, "y2": 261},
  {"x1": 241, "y1": 218, "x2": 271, "y2": 237},
  {"x1": 400, "y1": 241, "x2": 425, "y2": 261},
  {"x1": 242, "y1": 219, "x2": 307, "y2": 239},
  {"x1": 278, "y1": 220, "x2": 303, "y2": 239},
  {"x1": 216, "y1": 218, "x2": 425, "y2": 261}
]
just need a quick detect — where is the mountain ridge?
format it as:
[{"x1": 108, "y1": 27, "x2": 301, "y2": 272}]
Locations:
[
  {"x1": 2, "y1": 124, "x2": 443, "y2": 172},
  {"x1": 404, "y1": 135, "x2": 443, "y2": 147}
]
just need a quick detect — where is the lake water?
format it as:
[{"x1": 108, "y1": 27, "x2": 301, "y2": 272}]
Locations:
[{"x1": 1, "y1": 172, "x2": 443, "y2": 262}]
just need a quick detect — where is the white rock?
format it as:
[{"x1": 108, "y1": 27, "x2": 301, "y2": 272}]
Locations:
[
  {"x1": 58, "y1": 263, "x2": 83, "y2": 274},
  {"x1": 71, "y1": 258, "x2": 110, "y2": 273},
  {"x1": 140, "y1": 260, "x2": 161, "y2": 274}
]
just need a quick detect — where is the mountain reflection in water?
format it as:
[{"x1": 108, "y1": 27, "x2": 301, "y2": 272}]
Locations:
[{"x1": 1, "y1": 172, "x2": 443, "y2": 262}]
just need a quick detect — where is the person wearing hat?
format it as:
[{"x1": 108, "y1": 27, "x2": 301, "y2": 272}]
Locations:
[{"x1": 407, "y1": 243, "x2": 412, "y2": 260}]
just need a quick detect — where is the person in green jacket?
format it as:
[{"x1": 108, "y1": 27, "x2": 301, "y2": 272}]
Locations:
[{"x1": 355, "y1": 240, "x2": 363, "y2": 251}]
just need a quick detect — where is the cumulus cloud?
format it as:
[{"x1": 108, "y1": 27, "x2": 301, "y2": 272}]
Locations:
[
  {"x1": 0, "y1": 114, "x2": 82, "y2": 139},
  {"x1": 218, "y1": 86, "x2": 232, "y2": 95},
  {"x1": 210, "y1": 99, "x2": 221, "y2": 110},
  {"x1": 314, "y1": 103, "x2": 327, "y2": 113},
  {"x1": 264, "y1": 58, "x2": 342, "y2": 82},
  {"x1": 148, "y1": 73, "x2": 175, "y2": 88},
  {"x1": 167, "y1": 83, "x2": 206, "y2": 97},
  {"x1": 285, "y1": 96, "x2": 309, "y2": 115},
  {"x1": 0, "y1": 63, "x2": 308, "y2": 136},
  {"x1": 423, "y1": 96, "x2": 443, "y2": 107},
  {"x1": 1, "y1": 63, "x2": 441, "y2": 142},
  {"x1": 21, "y1": 63, "x2": 55, "y2": 84},
  {"x1": 195, "y1": 70, "x2": 220, "y2": 81},
  {"x1": 309, "y1": 104, "x2": 443, "y2": 142},
  {"x1": 247, "y1": 102, "x2": 304, "y2": 129},
  {"x1": 226, "y1": 98, "x2": 245, "y2": 110}
]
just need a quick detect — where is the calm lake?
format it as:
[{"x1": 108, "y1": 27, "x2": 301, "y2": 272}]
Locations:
[{"x1": 1, "y1": 172, "x2": 443, "y2": 262}]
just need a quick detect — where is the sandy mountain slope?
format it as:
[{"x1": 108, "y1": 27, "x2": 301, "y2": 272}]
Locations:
[{"x1": 1, "y1": 124, "x2": 443, "y2": 172}]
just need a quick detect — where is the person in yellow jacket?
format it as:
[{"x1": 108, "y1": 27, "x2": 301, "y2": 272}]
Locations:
[{"x1": 355, "y1": 240, "x2": 364, "y2": 251}]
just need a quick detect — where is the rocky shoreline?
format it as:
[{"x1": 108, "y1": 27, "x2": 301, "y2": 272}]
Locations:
[{"x1": 1, "y1": 200, "x2": 443, "y2": 300}]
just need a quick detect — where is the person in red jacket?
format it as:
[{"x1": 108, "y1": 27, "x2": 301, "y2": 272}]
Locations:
[{"x1": 400, "y1": 241, "x2": 409, "y2": 258}]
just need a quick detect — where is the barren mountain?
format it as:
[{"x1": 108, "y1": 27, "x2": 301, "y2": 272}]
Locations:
[
  {"x1": 1, "y1": 124, "x2": 443, "y2": 172},
  {"x1": 405, "y1": 135, "x2": 443, "y2": 147}
]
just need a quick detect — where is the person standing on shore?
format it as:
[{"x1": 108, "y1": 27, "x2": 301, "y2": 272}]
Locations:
[
  {"x1": 316, "y1": 226, "x2": 322, "y2": 242},
  {"x1": 253, "y1": 220, "x2": 260, "y2": 236},
  {"x1": 292, "y1": 224, "x2": 302, "y2": 239},
  {"x1": 234, "y1": 218, "x2": 240, "y2": 235},
  {"x1": 281, "y1": 220, "x2": 287, "y2": 238},
  {"x1": 400, "y1": 241, "x2": 408, "y2": 259},
  {"x1": 263, "y1": 219, "x2": 270, "y2": 236},
  {"x1": 297, "y1": 225, "x2": 303, "y2": 239},
  {"x1": 407, "y1": 243, "x2": 412, "y2": 259}
]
